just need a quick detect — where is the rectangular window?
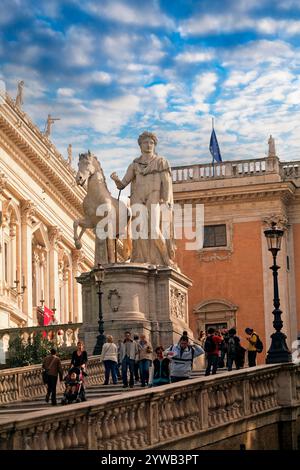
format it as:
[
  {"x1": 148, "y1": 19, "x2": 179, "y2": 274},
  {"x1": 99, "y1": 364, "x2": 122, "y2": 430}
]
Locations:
[
  {"x1": 203, "y1": 224, "x2": 227, "y2": 248},
  {"x1": 205, "y1": 322, "x2": 228, "y2": 332}
]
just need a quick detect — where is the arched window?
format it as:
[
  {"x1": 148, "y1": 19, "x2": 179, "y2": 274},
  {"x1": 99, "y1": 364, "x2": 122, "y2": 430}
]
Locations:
[{"x1": 193, "y1": 299, "x2": 238, "y2": 336}]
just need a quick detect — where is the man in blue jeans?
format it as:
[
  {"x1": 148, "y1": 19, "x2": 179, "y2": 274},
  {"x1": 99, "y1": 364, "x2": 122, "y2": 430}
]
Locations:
[
  {"x1": 119, "y1": 331, "x2": 139, "y2": 388},
  {"x1": 204, "y1": 327, "x2": 223, "y2": 376}
]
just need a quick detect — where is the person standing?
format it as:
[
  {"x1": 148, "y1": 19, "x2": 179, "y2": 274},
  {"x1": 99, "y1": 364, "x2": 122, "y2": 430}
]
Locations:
[
  {"x1": 133, "y1": 333, "x2": 140, "y2": 383},
  {"x1": 70, "y1": 341, "x2": 88, "y2": 374},
  {"x1": 165, "y1": 335, "x2": 204, "y2": 383},
  {"x1": 150, "y1": 346, "x2": 170, "y2": 387},
  {"x1": 245, "y1": 328, "x2": 258, "y2": 367},
  {"x1": 119, "y1": 331, "x2": 139, "y2": 388},
  {"x1": 100, "y1": 335, "x2": 118, "y2": 385},
  {"x1": 137, "y1": 334, "x2": 153, "y2": 387},
  {"x1": 204, "y1": 327, "x2": 223, "y2": 376},
  {"x1": 226, "y1": 328, "x2": 245, "y2": 371},
  {"x1": 42, "y1": 348, "x2": 63, "y2": 406}
]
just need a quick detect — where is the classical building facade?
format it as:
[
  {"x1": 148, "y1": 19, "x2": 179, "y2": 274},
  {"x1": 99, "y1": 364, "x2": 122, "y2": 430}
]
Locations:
[
  {"x1": 0, "y1": 89, "x2": 94, "y2": 329},
  {"x1": 172, "y1": 143, "x2": 300, "y2": 360}
]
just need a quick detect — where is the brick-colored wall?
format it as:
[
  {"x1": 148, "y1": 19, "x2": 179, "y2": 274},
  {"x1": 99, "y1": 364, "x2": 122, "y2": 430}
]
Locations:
[
  {"x1": 293, "y1": 223, "x2": 300, "y2": 335},
  {"x1": 177, "y1": 221, "x2": 266, "y2": 364}
]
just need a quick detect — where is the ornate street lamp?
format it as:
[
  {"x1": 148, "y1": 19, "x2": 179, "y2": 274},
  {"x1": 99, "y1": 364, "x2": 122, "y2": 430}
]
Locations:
[
  {"x1": 93, "y1": 264, "x2": 106, "y2": 355},
  {"x1": 264, "y1": 222, "x2": 292, "y2": 363}
]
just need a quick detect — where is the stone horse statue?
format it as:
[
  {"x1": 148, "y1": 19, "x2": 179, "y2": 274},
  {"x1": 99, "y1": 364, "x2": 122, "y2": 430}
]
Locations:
[{"x1": 74, "y1": 151, "x2": 131, "y2": 264}]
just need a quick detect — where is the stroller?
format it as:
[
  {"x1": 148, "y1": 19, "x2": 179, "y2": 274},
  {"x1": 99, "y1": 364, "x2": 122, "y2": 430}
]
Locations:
[{"x1": 61, "y1": 367, "x2": 86, "y2": 405}]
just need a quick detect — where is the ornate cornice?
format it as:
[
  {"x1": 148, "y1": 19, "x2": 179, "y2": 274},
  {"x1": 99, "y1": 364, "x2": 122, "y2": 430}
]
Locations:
[
  {"x1": 0, "y1": 99, "x2": 85, "y2": 219},
  {"x1": 174, "y1": 184, "x2": 296, "y2": 205}
]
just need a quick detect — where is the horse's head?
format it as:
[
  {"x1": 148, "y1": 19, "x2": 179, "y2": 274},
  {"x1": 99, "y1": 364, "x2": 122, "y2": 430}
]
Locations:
[{"x1": 76, "y1": 150, "x2": 95, "y2": 186}]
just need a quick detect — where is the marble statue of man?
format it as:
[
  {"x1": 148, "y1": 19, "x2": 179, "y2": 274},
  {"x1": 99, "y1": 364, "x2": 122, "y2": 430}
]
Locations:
[
  {"x1": 15, "y1": 80, "x2": 24, "y2": 108},
  {"x1": 111, "y1": 131, "x2": 176, "y2": 267}
]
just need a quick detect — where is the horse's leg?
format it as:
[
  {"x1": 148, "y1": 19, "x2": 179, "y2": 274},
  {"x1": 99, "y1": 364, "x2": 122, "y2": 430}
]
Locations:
[
  {"x1": 73, "y1": 218, "x2": 90, "y2": 249},
  {"x1": 113, "y1": 198, "x2": 132, "y2": 261},
  {"x1": 73, "y1": 219, "x2": 81, "y2": 248},
  {"x1": 107, "y1": 238, "x2": 115, "y2": 263}
]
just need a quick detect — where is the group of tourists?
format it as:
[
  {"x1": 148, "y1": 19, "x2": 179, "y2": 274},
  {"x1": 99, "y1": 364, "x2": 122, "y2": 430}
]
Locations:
[
  {"x1": 199, "y1": 327, "x2": 263, "y2": 376},
  {"x1": 101, "y1": 331, "x2": 204, "y2": 387},
  {"x1": 42, "y1": 326, "x2": 263, "y2": 405}
]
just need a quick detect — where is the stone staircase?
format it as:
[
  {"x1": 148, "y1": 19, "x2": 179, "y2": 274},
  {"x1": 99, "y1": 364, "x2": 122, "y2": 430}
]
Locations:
[{"x1": 0, "y1": 369, "x2": 209, "y2": 418}]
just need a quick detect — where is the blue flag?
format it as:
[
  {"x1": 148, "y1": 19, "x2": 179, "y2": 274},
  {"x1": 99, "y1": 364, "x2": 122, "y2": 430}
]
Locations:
[{"x1": 209, "y1": 128, "x2": 222, "y2": 162}]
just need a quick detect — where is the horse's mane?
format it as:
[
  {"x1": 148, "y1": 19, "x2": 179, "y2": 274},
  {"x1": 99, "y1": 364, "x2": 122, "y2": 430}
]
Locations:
[
  {"x1": 93, "y1": 156, "x2": 109, "y2": 189},
  {"x1": 79, "y1": 152, "x2": 108, "y2": 190}
]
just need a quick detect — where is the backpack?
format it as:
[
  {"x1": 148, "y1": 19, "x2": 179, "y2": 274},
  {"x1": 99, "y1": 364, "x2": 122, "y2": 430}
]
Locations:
[
  {"x1": 169, "y1": 344, "x2": 195, "y2": 362},
  {"x1": 227, "y1": 336, "x2": 236, "y2": 355},
  {"x1": 255, "y1": 335, "x2": 263, "y2": 353},
  {"x1": 204, "y1": 335, "x2": 216, "y2": 353}
]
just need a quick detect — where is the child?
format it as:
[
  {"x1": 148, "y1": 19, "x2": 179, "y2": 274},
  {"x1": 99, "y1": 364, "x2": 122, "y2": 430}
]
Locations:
[{"x1": 65, "y1": 370, "x2": 79, "y2": 396}]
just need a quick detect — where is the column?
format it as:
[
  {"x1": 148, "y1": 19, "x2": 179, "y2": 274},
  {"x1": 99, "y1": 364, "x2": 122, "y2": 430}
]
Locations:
[
  {"x1": 72, "y1": 249, "x2": 83, "y2": 323},
  {"x1": 0, "y1": 174, "x2": 8, "y2": 296},
  {"x1": 48, "y1": 227, "x2": 61, "y2": 316},
  {"x1": 20, "y1": 201, "x2": 35, "y2": 326}
]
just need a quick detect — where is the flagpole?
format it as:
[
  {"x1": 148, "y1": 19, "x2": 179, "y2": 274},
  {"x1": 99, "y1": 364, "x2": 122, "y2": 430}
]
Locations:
[{"x1": 212, "y1": 117, "x2": 215, "y2": 177}]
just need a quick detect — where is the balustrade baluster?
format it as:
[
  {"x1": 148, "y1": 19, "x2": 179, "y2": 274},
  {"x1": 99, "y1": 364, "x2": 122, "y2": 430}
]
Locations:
[
  {"x1": 56, "y1": 426, "x2": 65, "y2": 450},
  {"x1": 47, "y1": 424, "x2": 57, "y2": 450}
]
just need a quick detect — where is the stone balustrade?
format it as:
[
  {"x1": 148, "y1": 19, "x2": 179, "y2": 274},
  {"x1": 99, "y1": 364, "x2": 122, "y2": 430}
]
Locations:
[
  {"x1": 0, "y1": 355, "x2": 104, "y2": 405},
  {"x1": 0, "y1": 323, "x2": 82, "y2": 363},
  {"x1": 0, "y1": 363, "x2": 299, "y2": 450},
  {"x1": 171, "y1": 156, "x2": 300, "y2": 184},
  {"x1": 280, "y1": 161, "x2": 300, "y2": 179}
]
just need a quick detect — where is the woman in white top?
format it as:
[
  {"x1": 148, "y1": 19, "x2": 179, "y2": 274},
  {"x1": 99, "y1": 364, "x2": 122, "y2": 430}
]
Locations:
[{"x1": 100, "y1": 335, "x2": 118, "y2": 385}]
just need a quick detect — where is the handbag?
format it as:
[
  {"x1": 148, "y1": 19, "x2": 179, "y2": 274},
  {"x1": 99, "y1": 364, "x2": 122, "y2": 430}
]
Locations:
[{"x1": 42, "y1": 370, "x2": 48, "y2": 384}]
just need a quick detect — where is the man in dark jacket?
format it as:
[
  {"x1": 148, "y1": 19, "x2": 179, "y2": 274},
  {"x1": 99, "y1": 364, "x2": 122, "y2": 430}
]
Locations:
[{"x1": 42, "y1": 348, "x2": 63, "y2": 406}]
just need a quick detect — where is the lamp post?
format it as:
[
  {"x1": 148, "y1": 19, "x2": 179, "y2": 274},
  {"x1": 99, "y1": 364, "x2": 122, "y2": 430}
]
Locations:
[
  {"x1": 264, "y1": 222, "x2": 292, "y2": 363},
  {"x1": 93, "y1": 264, "x2": 106, "y2": 355}
]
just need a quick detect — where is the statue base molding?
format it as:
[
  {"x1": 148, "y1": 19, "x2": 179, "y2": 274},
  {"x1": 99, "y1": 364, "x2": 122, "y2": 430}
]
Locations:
[{"x1": 77, "y1": 263, "x2": 193, "y2": 353}]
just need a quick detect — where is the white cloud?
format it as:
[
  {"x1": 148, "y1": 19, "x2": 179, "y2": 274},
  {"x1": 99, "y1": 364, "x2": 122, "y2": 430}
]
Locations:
[
  {"x1": 224, "y1": 71, "x2": 258, "y2": 88},
  {"x1": 63, "y1": 26, "x2": 95, "y2": 67},
  {"x1": 179, "y1": 13, "x2": 300, "y2": 38},
  {"x1": 175, "y1": 50, "x2": 214, "y2": 63},
  {"x1": 57, "y1": 87, "x2": 75, "y2": 97},
  {"x1": 90, "y1": 71, "x2": 112, "y2": 85},
  {"x1": 85, "y1": 0, "x2": 174, "y2": 29},
  {"x1": 222, "y1": 39, "x2": 299, "y2": 68},
  {"x1": 193, "y1": 72, "x2": 218, "y2": 112}
]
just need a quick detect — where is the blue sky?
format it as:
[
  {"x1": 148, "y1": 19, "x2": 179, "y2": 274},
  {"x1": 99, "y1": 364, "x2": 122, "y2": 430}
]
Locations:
[{"x1": 1, "y1": 0, "x2": 300, "y2": 191}]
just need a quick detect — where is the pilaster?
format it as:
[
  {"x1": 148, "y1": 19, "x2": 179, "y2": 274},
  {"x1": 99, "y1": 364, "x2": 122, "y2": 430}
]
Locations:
[{"x1": 20, "y1": 200, "x2": 35, "y2": 325}]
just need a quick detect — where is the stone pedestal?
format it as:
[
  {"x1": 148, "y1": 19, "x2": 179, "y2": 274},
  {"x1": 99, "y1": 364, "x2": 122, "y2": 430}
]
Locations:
[{"x1": 77, "y1": 263, "x2": 193, "y2": 354}]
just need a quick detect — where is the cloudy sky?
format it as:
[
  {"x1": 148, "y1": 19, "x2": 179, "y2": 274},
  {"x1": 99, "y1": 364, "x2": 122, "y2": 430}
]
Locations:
[{"x1": 1, "y1": 0, "x2": 300, "y2": 191}]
